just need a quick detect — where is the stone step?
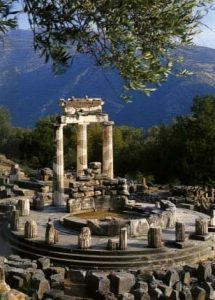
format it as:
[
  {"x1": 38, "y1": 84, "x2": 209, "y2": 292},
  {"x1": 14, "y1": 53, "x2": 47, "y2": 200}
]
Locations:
[
  {"x1": 8, "y1": 231, "x2": 213, "y2": 264},
  {"x1": 8, "y1": 234, "x2": 214, "y2": 270}
]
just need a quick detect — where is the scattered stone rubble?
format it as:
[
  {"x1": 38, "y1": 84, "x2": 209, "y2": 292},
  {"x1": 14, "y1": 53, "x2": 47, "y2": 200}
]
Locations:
[
  {"x1": 1, "y1": 255, "x2": 215, "y2": 299},
  {"x1": 170, "y1": 186, "x2": 215, "y2": 212}
]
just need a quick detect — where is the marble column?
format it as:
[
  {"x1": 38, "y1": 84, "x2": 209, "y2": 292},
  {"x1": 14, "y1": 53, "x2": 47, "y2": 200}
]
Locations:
[
  {"x1": 175, "y1": 222, "x2": 185, "y2": 242},
  {"x1": 148, "y1": 226, "x2": 162, "y2": 248},
  {"x1": 53, "y1": 123, "x2": 65, "y2": 206},
  {"x1": 119, "y1": 227, "x2": 128, "y2": 250},
  {"x1": 102, "y1": 121, "x2": 114, "y2": 179},
  {"x1": 209, "y1": 210, "x2": 215, "y2": 226},
  {"x1": 77, "y1": 123, "x2": 88, "y2": 177},
  {"x1": 195, "y1": 218, "x2": 208, "y2": 235}
]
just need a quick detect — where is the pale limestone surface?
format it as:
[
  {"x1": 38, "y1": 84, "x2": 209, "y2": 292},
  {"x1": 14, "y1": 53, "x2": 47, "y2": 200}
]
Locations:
[{"x1": 12, "y1": 206, "x2": 210, "y2": 250}]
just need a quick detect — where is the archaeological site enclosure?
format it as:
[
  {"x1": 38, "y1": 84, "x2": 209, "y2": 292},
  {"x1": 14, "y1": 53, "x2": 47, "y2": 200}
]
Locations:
[{"x1": 0, "y1": 97, "x2": 215, "y2": 273}]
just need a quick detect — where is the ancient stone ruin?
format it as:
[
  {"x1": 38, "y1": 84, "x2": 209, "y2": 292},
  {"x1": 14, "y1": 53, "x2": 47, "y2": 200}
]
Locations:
[
  {"x1": 53, "y1": 97, "x2": 114, "y2": 206},
  {"x1": 0, "y1": 97, "x2": 215, "y2": 300}
]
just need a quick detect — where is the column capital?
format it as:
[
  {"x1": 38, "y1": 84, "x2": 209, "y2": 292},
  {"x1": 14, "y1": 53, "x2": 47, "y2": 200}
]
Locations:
[
  {"x1": 77, "y1": 122, "x2": 90, "y2": 126},
  {"x1": 55, "y1": 116, "x2": 67, "y2": 127},
  {"x1": 103, "y1": 121, "x2": 114, "y2": 126}
]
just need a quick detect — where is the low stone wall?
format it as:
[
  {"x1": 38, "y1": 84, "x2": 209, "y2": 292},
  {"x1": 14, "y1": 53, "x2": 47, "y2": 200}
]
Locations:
[
  {"x1": 2, "y1": 254, "x2": 215, "y2": 300},
  {"x1": 67, "y1": 177, "x2": 128, "y2": 215},
  {"x1": 63, "y1": 199, "x2": 176, "y2": 237}
]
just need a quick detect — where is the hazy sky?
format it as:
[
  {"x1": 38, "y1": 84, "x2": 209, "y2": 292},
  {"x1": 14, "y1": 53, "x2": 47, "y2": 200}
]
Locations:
[
  {"x1": 17, "y1": 5, "x2": 215, "y2": 49},
  {"x1": 193, "y1": 9, "x2": 215, "y2": 48}
]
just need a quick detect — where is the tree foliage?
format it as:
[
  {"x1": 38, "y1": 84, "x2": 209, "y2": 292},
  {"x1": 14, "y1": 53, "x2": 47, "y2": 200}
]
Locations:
[
  {"x1": 21, "y1": 0, "x2": 213, "y2": 97},
  {"x1": 142, "y1": 95, "x2": 215, "y2": 185},
  {"x1": 0, "y1": 95, "x2": 215, "y2": 185},
  {"x1": 0, "y1": 0, "x2": 17, "y2": 37}
]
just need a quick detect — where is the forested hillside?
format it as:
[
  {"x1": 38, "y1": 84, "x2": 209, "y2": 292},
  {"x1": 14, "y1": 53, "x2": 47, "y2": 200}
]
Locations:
[
  {"x1": 0, "y1": 96, "x2": 215, "y2": 185},
  {"x1": 1, "y1": 30, "x2": 215, "y2": 128}
]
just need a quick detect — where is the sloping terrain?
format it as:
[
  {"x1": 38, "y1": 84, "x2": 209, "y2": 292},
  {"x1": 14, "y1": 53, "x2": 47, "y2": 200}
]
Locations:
[{"x1": 0, "y1": 30, "x2": 215, "y2": 128}]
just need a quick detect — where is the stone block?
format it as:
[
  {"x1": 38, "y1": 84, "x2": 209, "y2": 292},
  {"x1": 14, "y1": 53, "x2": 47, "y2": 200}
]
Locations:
[
  {"x1": 10, "y1": 209, "x2": 19, "y2": 231},
  {"x1": 81, "y1": 197, "x2": 95, "y2": 210},
  {"x1": 169, "y1": 289, "x2": 180, "y2": 300},
  {"x1": 37, "y1": 257, "x2": 51, "y2": 270},
  {"x1": 6, "y1": 258, "x2": 37, "y2": 270},
  {"x1": 78, "y1": 227, "x2": 91, "y2": 249},
  {"x1": 94, "y1": 290, "x2": 117, "y2": 300},
  {"x1": 45, "y1": 222, "x2": 58, "y2": 245},
  {"x1": 33, "y1": 192, "x2": 45, "y2": 211},
  {"x1": 84, "y1": 191, "x2": 95, "y2": 197},
  {"x1": 195, "y1": 218, "x2": 208, "y2": 236},
  {"x1": 179, "y1": 271, "x2": 191, "y2": 286},
  {"x1": 183, "y1": 264, "x2": 198, "y2": 277},
  {"x1": 197, "y1": 263, "x2": 212, "y2": 282},
  {"x1": 67, "y1": 198, "x2": 81, "y2": 213},
  {"x1": 118, "y1": 293, "x2": 134, "y2": 300},
  {"x1": 107, "y1": 239, "x2": 119, "y2": 250},
  {"x1": 0, "y1": 281, "x2": 11, "y2": 293},
  {"x1": 175, "y1": 222, "x2": 185, "y2": 242},
  {"x1": 66, "y1": 269, "x2": 86, "y2": 283},
  {"x1": 130, "y1": 219, "x2": 149, "y2": 237},
  {"x1": 148, "y1": 227, "x2": 162, "y2": 248},
  {"x1": 36, "y1": 278, "x2": 50, "y2": 300},
  {"x1": 0, "y1": 265, "x2": 5, "y2": 282},
  {"x1": 32, "y1": 270, "x2": 46, "y2": 288},
  {"x1": 173, "y1": 281, "x2": 182, "y2": 293},
  {"x1": 24, "y1": 219, "x2": 38, "y2": 239},
  {"x1": 201, "y1": 282, "x2": 215, "y2": 299},
  {"x1": 6, "y1": 267, "x2": 31, "y2": 286},
  {"x1": 95, "y1": 191, "x2": 102, "y2": 196},
  {"x1": 71, "y1": 192, "x2": 85, "y2": 199},
  {"x1": 87, "y1": 272, "x2": 110, "y2": 294},
  {"x1": 131, "y1": 288, "x2": 150, "y2": 300},
  {"x1": 50, "y1": 273, "x2": 64, "y2": 289},
  {"x1": 45, "y1": 267, "x2": 65, "y2": 279},
  {"x1": 17, "y1": 198, "x2": 30, "y2": 216},
  {"x1": 108, "y1": 272, "x2": 135, "y2": 295},
  {"x1": 157, "y1": 283, "x2": 172, "y2": 297},
  {"x1": 4, "y1": 289, "x2": 27, "y2": 300},
  {"x1": 119, "y1": 227, "x2": 128, "y2": 250},
  {"x1": 11, "y1": 275, "x2": 24, "y2": 289},
  {"x1": 148, "y1": 287, "x2": 163, "y2": 298},
  {"x1": 164, "y1": 269, "x2": 180, "y2": 287},
  {"x1": 191, "y1": 286, "x2": 206, "y2": 299},
  {"x1": 134, "y1": 280, "x2": 148, "y2": 291},
  {"x1": 180, "y1": 286, "x2": 192, "y2": 300},
  {"x1": 44, "y1": 289, "x2": 64, "y2": 299}
]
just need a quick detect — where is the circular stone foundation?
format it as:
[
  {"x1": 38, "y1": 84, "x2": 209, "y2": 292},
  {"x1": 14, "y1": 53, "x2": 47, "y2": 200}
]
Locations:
[
  {"x1": 63, "y1": 209, "x2": 150, "y2": 237},
  {"x1": 5, "y1": 205, "x2": 215, "y2": 271}
]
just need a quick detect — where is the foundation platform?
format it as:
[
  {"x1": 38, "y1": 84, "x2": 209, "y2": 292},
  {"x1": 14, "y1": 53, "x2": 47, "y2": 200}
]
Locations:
[{"x1": 4, "y1": 206, "x2": 215, "y2": 271}]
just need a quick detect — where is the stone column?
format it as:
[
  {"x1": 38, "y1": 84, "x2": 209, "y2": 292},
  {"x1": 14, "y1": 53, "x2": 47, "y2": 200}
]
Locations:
[
  {"x1": 78, "y1": 227, "x2": 91, "y2": 249},
  {"x1": 53, "y1": 123, "x2": 65, "y2": 206},
  {"x1": 148, "y1": 227, "x2": 162, "y2": 248},
  {"x1": 102, "y1": 121, "x2": 114, "y2": 179},
  {"x1": 77, "y1": 123, "x2": 88, "y2": 177},
  {"x1": 175, "y1": 222, "x2": 185, "y2": 242},
  {"x1": 0, "y1": 266, "x2": 5, "y2": 282},
  {"x1": 45, "y1": 222, "x2": 58, "y2": 245},
  {"x1": 24, "y1": 220, "x2": 38, "y2": 239},
  {"x1": 18, "y1": 199, "x2": 30, "y2": 216},
  {"x1": 10, "y1": 209, "x2": 19, "y2": 231},
  {"x1": 209, "y1": 210, "x2": 215, "y2": 226},
  {"x1": 119, "y1": 227, "x2": 128, "y2": 250},
  {"x1": 195, "y1": 218, "x2": 208, "y2": 235}
]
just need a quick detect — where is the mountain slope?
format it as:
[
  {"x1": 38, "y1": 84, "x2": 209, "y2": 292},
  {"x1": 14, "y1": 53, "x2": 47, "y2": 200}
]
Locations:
[{"x1": 0, "y1": 30, "x2": 215, "y2": 128}]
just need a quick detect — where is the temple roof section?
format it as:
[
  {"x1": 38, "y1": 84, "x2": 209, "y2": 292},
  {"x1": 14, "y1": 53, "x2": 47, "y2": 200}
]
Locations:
[
  {"x1": 60, "y1": 97, "x2": 104, "y2": 116},
  {"x1": 59, "y1": 97, "x2": 108, "y2": 124}
]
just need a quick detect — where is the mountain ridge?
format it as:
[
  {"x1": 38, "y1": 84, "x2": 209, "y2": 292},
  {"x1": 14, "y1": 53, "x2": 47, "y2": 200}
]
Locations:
[{"x1": 0, "y1": 30, "x2": 215, "y2": 128}]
